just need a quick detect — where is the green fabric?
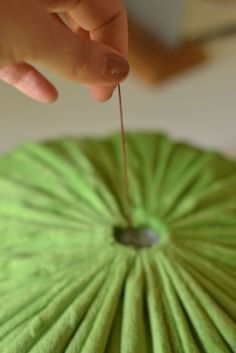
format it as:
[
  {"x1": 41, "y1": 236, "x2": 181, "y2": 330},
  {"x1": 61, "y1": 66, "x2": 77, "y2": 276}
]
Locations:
[{"x1": 0, "y1": 132, "x2": 235, "y2": 353}]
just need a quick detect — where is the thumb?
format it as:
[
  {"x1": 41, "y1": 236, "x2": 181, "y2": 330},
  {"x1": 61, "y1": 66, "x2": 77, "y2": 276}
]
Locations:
[{"x1": 27, "y1": 8, "x2": 129, "y2": 86}]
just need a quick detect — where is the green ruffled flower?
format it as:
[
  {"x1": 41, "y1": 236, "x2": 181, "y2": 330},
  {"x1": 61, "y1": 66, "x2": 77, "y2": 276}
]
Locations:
[{"x1": 0, "y1": 132, "x2": 235, "y2": 353}]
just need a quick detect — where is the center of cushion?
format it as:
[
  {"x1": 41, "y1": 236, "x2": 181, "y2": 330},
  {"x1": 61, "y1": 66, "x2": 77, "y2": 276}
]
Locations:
[{"x1": 114, "y1": 227, "x2": 160, "y2": 249}]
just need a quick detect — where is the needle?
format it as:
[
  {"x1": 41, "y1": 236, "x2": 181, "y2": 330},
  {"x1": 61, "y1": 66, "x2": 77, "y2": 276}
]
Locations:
[{"x1": 118, "y1": 84, "x2": 132, "y2": 229}]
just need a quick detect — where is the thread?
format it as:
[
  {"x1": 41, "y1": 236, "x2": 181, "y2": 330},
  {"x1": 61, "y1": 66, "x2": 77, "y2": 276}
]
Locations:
[{"x1": 118, "y1": 84, "x2": 132, "y2": 229}]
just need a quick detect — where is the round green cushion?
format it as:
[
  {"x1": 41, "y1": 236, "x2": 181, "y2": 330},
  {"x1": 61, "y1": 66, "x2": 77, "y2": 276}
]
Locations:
[{"x1": 0, "y1": 132, "x2": 235, "y2": 353}]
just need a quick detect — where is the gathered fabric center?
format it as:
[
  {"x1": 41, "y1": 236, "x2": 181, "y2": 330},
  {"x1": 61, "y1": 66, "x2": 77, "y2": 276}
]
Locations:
[{"x1": 114, "y1": 227, "x2": 160, "y2": 249}]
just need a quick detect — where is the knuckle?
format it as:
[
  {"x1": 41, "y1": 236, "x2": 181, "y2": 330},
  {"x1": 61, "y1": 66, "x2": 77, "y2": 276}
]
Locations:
[
  {"x1": 0, "y1": 64, "x2": 33, "y2": 87},
  {"x1": 15, "y1": 69, "x2": 34, "y2": 87}
]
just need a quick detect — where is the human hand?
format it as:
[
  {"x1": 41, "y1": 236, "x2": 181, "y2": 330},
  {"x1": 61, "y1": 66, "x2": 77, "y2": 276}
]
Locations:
[{"x1": 0, "y1": 0, "x2": 129, "y2": 103}]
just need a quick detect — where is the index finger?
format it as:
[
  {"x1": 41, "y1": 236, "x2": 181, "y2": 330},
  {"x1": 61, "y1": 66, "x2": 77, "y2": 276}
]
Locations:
[
  {"x1": 68, "y1": 0, "x2": 128, "y2": 102},
  {"x1": 47, "y1": 0, "x2": 128, "y2": 57},
  {"x1": 72, "y1": 0, "x2": 128, "y2": 57}
]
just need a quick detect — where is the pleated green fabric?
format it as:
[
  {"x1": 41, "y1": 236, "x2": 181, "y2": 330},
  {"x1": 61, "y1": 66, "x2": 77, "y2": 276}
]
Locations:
[{"x1": 0, "y1": 132, "x2": 236, "y2": 353}]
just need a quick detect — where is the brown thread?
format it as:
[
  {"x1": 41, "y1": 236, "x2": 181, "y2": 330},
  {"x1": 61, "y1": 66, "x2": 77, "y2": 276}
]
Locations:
[{"x1": 118, "y1": 84, "x2": 132, "y2": 229}]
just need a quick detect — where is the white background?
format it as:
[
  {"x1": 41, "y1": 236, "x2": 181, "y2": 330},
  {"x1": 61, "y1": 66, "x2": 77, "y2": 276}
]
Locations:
[{"x1": 0, "y1": 35, "x2": 236, "y2": 157}]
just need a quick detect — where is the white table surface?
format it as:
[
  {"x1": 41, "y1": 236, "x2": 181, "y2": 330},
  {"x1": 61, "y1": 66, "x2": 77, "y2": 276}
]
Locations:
[{"x1": 0, "y1": 34, "x2": 236, "y2": 156}]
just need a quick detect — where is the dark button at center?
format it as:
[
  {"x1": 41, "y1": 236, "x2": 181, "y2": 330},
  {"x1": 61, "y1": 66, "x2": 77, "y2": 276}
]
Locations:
[{"x1": 114, "y1": 227, "x2": 160, "y2": 249}]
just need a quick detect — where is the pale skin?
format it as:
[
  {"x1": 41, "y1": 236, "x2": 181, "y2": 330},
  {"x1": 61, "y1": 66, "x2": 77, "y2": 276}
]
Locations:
[{"x1": 0, "y1": 0, "x2": 129, "y2": 103}]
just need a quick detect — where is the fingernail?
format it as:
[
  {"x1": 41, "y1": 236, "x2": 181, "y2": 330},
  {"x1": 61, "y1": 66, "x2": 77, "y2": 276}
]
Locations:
[{"x1": 103, "y1": 55, "x2": 129, "y2": 83}]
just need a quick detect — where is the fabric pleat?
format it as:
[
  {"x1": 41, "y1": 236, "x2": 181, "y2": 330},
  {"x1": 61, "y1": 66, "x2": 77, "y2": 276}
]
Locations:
[{"x1": 0, "y1": 132, "x2": 235, "y2": 353}]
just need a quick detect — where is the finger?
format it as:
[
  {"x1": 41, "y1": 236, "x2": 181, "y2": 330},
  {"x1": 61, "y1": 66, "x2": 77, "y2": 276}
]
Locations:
[
  {"x1": 56, "y1": 12, "x2": 119, "y2": 102},
  {"x1": 72, "y1": 1, "x2": 127, "y2": 54},
  {"x1": 32, "y1": 13, "x2": 129, "y2": 86},
  {"x1": 58, "y1": 12, "x2": 90, "y2": 37},
  {"x1": 56, "y1": 10, "x2": 120, "y2": 102},
  {"x1": 90, "y1": 85, "x2": 115, "y2": 102},
  {"x1": 44, "y1": 0, "x2": 128, "y2": 57},
  {"x1": 0, "y1": 63, "x2": 58, "y2": 103},
  {"x1": 67, "y1": 0, "x2": 128, "y2": 99}
]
